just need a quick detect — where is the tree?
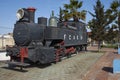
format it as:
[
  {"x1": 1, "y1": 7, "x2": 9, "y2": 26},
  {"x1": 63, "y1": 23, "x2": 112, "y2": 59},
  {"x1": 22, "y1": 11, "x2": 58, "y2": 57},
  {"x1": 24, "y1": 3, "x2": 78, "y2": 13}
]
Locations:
[
  {"x1": 105, "y1": 24, "x2": 118, "y2": 43},
  {"x1": 59, "y1": 7, "x2": 64, "y2": 22},
  {"x1": 118, "y1": 11, "x2": 120, "y2": 42},
  {"x1": 105, "y1": 0, "x2": 120, "y2": 44},
  {"x1": 116, "y1": 0, "x2": 120, "y2": 42},
  {"x1": 105, "y1": 0, "x2": 120, "y2": 43},
  {"x1": 61, "y1": 0, "x2": 86, "y2": 21},
  {"x1": 88, "y1": 0, "x2": 119, "y2": 51}
]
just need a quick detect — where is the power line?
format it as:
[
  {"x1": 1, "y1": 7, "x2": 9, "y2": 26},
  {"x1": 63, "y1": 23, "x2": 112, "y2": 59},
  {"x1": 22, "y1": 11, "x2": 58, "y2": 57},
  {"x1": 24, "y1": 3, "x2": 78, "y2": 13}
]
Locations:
[{"x1": 0, "y1": 26, "x2": 13, "y2": 29}]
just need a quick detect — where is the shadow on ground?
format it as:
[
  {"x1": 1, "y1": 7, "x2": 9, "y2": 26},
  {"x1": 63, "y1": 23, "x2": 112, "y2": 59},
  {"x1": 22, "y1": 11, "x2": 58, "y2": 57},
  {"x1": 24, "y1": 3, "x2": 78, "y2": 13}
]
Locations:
[
  {"x1": 1, "y1": 63, "x2": 51, "y2": 72},
  {"x1": 102, "y1": 67, "x2": 113, "y2": 73}
]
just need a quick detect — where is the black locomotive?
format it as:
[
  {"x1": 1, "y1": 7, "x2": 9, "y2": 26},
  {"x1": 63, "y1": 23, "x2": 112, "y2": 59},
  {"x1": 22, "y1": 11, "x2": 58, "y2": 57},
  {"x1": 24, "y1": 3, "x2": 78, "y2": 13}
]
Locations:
[{"x1": 6, "y1": 7, "x2": 87, "y2": 69}]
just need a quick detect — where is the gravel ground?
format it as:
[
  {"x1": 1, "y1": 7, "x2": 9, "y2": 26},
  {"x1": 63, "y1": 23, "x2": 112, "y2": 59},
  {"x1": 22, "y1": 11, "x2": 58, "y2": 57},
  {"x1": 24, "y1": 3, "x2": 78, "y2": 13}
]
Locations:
[{"x1": 0, "y1": 51, "x2": 103, "y2": 80}]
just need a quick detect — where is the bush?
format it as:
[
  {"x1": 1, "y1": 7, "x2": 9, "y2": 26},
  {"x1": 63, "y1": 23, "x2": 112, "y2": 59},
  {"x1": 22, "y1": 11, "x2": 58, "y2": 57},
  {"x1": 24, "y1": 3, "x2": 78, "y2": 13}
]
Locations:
[{"x1": 101, "y1": 44, "x2": 118, "y2": 49}]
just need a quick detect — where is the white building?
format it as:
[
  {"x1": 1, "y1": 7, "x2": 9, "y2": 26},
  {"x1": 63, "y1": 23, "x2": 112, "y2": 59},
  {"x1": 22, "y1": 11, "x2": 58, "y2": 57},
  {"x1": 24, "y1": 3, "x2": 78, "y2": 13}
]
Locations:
[{"x1": 0, "y1": 33, "x2": 14, "y2": 49}]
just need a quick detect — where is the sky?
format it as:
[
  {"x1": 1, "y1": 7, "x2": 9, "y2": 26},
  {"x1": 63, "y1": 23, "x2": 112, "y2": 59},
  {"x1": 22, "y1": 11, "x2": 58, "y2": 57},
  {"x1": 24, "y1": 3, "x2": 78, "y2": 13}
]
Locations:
[{"x1": 0, "y1": 0, "x2": 114, "y2": 34}]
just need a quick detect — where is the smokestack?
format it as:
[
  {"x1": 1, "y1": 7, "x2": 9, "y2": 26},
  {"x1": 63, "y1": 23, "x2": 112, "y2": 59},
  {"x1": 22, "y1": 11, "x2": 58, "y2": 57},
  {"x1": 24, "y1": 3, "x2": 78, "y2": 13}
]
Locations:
[{"x1": 27, "y1": 7, "x2": 36, "y2": 23}]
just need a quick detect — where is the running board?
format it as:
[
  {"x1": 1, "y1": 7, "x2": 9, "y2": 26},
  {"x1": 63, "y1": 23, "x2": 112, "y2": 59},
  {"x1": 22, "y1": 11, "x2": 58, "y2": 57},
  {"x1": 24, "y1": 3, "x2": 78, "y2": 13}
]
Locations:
[{"x1": 7, "y1": 61, "x2": 30, "y2": 70}]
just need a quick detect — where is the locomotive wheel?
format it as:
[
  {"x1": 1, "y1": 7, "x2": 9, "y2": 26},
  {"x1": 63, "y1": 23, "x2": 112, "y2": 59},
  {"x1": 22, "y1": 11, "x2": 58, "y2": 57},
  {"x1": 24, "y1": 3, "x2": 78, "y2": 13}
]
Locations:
[
  {"x1": 75, "y1": 50, "x2": 79, "y2": 54},
  {"x1": 67, "y1": 53, "x2": 71, "y2": 58},
  {"x1": 55, "y1": 55, "x2": 61, "y2": 63},
  {"x1": 54, "y1": 58, "x2": 61, "y2": 64},
  {"x1": 58, "y1": 57, "x2": 62, "y2": 62},
  {"x1": 39, "y1": 54, "x2": 46, "y2": 64}
]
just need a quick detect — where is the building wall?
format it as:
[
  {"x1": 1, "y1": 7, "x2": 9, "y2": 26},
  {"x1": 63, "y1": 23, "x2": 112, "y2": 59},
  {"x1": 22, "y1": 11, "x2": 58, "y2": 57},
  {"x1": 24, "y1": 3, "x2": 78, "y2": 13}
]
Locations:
[{"x1": 0, "y1": 34, "x2": 14, "y2": 49}]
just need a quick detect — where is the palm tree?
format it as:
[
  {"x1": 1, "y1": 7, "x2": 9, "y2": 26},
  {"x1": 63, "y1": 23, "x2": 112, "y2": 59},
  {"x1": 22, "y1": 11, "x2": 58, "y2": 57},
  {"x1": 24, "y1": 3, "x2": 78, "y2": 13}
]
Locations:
[
  {"x1": 63, "y1": 9, "x2": 71, "y2": 21},
  {"x1": 63, "y1": 0, "x2": 86, "y2": 21}
]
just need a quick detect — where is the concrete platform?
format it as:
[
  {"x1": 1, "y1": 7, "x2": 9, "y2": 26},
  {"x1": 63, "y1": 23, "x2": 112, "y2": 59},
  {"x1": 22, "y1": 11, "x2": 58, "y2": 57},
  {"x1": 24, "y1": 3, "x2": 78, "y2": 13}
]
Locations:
[{"x1": 0, "y1": 52, "x2": 10, "y2": 61}]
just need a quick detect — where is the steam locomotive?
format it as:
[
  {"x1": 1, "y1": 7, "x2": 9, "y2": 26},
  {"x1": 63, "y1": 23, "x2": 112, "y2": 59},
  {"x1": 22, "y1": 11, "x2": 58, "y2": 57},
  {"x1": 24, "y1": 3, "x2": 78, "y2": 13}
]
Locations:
[{"x1": 6, "y1": 7, "x2": 87, "y2": 69}]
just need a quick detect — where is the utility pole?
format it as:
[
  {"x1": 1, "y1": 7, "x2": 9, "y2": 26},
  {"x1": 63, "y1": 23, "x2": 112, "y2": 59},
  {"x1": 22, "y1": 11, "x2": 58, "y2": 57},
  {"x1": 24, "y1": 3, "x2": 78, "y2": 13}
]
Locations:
[{"x1": 118, "y1": 0, "x2": 120, "y2": 48}]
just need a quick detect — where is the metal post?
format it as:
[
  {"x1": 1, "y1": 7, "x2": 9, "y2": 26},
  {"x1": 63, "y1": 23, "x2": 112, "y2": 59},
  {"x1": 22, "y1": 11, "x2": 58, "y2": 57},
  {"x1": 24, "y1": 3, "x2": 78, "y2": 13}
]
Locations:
[{"x1": 2, "y1": 35, "x2": 4, "y2": 49}]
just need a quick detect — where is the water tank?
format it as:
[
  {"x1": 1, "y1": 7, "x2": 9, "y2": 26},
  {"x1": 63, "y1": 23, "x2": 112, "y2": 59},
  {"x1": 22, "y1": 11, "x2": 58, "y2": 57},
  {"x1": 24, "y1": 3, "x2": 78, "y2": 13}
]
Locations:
[{"x1": 38, "y1": 17, "x2": 47, "y2": 26}]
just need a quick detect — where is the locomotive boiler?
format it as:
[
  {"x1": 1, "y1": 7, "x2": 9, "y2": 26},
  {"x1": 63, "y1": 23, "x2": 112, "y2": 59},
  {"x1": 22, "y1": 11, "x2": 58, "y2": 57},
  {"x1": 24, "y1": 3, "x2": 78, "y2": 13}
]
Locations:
[{"x1": 6, "y1": 7, "x2": 87, "y2": 69}]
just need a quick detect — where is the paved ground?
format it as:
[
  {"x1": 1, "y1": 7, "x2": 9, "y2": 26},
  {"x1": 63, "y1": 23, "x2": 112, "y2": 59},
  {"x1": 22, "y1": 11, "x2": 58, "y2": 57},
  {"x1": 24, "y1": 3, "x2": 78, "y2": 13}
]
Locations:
[
  {"x1": 0, "y1": 50, "x2": 103, "y2": 80},
  {"x1": 83, "y1": 46, "x2": 120, "y2": 80},
  {"x1": 0, "y1": 46, "x2": 119, "y2": 80}
]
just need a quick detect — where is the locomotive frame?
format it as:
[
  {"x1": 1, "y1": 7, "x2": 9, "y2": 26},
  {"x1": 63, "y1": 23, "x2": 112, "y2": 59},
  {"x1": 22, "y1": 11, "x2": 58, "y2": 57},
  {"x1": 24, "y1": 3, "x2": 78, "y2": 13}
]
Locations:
[{"x1": 6, "y1": 7, "x2": 87, "y2": 70}]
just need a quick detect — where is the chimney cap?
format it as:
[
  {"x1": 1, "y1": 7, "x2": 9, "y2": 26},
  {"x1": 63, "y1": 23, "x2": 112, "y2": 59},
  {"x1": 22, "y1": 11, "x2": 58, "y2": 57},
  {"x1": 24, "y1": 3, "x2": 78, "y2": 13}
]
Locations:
[{"x1": 27, "y1": 7, "x2": 36, "y2": 12}]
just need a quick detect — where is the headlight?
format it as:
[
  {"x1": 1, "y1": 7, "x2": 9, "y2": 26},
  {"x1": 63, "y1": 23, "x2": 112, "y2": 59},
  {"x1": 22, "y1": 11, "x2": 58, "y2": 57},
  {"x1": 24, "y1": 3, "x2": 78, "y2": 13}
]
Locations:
[{"x1": 16, "y1": 8, "x2": 25, "y2": 20}]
